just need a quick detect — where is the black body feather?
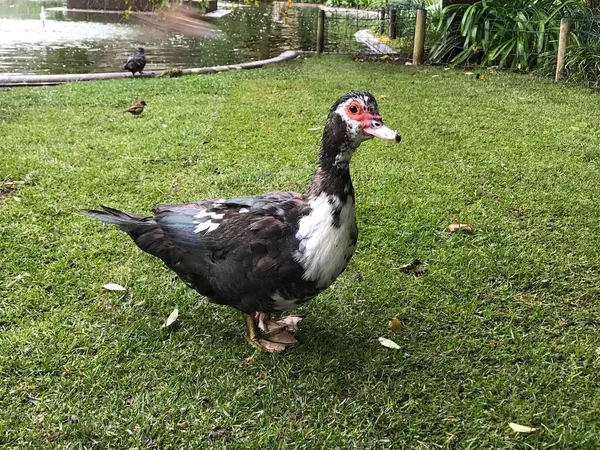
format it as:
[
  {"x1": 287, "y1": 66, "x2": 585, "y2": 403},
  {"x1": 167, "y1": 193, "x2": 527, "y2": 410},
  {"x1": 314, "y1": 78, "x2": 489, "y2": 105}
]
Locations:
[
  {"x1": 82, "y1": 194, "x2": 317, "y2": 314},
  {"x1": 124, "y1": 48, "x2": 146, "y2": 75}
]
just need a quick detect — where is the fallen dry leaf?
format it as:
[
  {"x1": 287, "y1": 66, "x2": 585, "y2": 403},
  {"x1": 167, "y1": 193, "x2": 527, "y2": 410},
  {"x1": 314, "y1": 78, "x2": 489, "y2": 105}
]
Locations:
[
  {"x1": 475, "y1": 73, "x2": 484, "y2": 80},
  {"x1": 379, "y1": 95, "x2": 386, "y2": 99},
  {"x1": 162, "y1": 307, "x2": 179, "y2": 329},
  {"x1": 388, "y1": 317, "x2": 403, "y2": 333},
  {"x1": 509, "y1": 423, "x2": 537, "y2": 433},
  {"x1": 507, "y1": 208, "x2": 521, "y2": 216},
  {"x1": 448, "y1": 222, "x2": 475, "y2": 234},
  {"x1": 103, "y1": 283, "x2": 126, "y2": 291},
  {"x1": 570, "y1": 126, "x2": 580, "y2": 131},
  {"x1": 6, "y1": 273, "x2": 29, "y2": 288},
  {"x1": 396, "y1": 258, "x2": 428, "y2": 275},
  {"x1": 543, "y1": 130, "x2": 549, "y2": 135},
  {"x1": 378, "y1": 337, "x2": 401, "y2": 349}
]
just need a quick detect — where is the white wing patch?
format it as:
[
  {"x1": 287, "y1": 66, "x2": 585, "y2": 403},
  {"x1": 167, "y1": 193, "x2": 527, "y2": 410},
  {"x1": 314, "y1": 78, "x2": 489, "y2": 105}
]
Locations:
[
  {"x1": 193, "y1": 207, "x2": 225, "y2": 234},
  {"x1": 294, "y1": 194, "x2": 357, "y2": 288}
]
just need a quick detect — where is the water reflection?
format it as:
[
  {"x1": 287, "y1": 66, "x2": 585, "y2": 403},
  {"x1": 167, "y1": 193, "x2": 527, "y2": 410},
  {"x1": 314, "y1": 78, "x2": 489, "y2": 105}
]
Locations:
[{"x1": 0, "y1": 0, "x2": 317, "y2": 75}]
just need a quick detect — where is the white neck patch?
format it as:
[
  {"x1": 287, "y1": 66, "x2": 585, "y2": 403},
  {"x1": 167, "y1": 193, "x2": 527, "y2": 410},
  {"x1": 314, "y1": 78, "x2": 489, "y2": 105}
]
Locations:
[{"x1": 294, "y1": 194, "x2": 357, "y2": 288}]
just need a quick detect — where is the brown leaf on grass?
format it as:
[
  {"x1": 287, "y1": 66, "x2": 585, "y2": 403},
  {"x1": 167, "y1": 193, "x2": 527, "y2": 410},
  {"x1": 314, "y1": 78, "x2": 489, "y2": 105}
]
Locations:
[
  {"x1": 448, "y1": 222, "x2": 475, "y2": 233},
  {"x1": 509, "y1": 423, "x2": 537, "y2": 433},
  {"x1": 570, "y1": 126, "x2": 580, "y2": 131},
  {"x1": 395, "y1": 258, "x2": 428, "y2": 275},
  {"x1": 507, "y1": 208, "x2": 521, "y2": 216},
  {"x1": 388, "y1": 317, "x2": 403, "y2": 333},
  {"x1": 543, "y1": 130, "x2": 549, "y2": 135}
]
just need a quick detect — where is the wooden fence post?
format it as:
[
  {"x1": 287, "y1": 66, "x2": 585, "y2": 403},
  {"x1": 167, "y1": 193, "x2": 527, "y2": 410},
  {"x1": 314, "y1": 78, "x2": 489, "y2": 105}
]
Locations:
[
  {"x1": 378, "y1": 8, "x2": 386, "y2": 35},
  {"x1": 412, "y1": 8, "x2": 427, "y2": 65},
  {"x1": 389, "y1": 8, "x2": 397, "y2": 40},
  {"x1": 317, "y1": 9, "x2": 325, "y2": 54},
  {"x1": 555, "y1": 17, "x2": 571, "y2": 81}
]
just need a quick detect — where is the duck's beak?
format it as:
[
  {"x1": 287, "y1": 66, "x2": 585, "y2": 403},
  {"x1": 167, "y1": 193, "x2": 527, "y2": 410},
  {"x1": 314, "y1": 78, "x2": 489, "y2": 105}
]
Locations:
[{"x1": 363, "y1": 117, "x2": 401, "y2": 142}]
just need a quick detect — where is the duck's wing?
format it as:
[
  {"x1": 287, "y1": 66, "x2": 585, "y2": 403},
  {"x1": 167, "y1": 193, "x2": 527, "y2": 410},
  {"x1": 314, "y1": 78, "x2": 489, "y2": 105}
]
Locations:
[
  {"x1": 153, "y1": 192, "x2": 307, "y2": 251},
  {"x1": 152, "y1": 192, "x2": 314, "y2": 309}
]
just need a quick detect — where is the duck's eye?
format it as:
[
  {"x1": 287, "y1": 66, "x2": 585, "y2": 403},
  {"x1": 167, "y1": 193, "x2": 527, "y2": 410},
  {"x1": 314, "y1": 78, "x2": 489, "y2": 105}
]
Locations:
[{"x1": 349, "y1": 105, "x2": 358, "y2": 114}]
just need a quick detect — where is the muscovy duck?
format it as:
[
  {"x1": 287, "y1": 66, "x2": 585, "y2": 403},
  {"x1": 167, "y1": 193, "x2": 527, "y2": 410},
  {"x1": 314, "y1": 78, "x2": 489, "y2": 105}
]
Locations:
[
  {"x1": 83, "y1": 91, "x2": 401, "y2": 352},
  {"x1": 124, "y1": 48, "x2": 146, "y2": 76}
]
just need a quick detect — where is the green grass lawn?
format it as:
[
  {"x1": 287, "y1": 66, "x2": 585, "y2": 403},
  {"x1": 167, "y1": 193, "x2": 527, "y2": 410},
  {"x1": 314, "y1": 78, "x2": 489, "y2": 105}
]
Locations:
[{"x1": 1, "y1": 56, "x2": 600, "y2": 449}]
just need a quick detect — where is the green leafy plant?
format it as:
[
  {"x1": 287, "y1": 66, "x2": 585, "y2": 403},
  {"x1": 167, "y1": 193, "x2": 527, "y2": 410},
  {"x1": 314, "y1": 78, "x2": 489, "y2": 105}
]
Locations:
[{"x1": 431, "y1": 0, "x2": 583, "y2": 70}]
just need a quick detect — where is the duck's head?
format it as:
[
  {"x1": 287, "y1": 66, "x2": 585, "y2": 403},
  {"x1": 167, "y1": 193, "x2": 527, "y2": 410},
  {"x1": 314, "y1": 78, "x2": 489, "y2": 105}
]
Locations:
[
  {"x1": 328, "y1": 90, "x2": 401, "y2": 147},
  {"x1": 137, "y1": 47, "x2": 145, "y2": 54}
]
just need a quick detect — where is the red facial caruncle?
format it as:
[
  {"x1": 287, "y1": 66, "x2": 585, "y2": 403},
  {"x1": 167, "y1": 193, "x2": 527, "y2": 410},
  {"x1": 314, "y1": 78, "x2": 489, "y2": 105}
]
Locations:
[{"x1": 345, "y1": 101, "x2": 382, "y2": 136}]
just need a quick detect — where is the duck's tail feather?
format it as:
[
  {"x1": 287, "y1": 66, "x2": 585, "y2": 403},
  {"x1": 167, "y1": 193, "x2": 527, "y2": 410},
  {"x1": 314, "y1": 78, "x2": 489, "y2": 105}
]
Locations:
[
  {"x1": 82, "y1": 206, "x2": 188, "y2": 277},
  {"x1": 81, "y1": 206, "x2": 152, "y2": 237}
]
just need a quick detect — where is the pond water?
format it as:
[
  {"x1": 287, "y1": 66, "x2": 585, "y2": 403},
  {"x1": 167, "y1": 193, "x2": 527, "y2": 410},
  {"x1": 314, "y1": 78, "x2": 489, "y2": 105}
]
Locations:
[{"x1": 0, "y1": 0, "x2": 318, "y2": 75}]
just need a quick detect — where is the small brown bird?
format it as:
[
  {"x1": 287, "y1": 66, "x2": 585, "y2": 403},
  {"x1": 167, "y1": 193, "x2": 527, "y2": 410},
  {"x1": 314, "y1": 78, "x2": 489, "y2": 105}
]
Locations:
[{"x1": 124, "y1": 100, "x2": 146, "y2": 116}]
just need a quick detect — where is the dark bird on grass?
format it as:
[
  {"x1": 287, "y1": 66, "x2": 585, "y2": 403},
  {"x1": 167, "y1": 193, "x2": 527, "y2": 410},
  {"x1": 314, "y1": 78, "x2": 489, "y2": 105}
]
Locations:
[
  {"x1": 83, "y1": 91, "x2": 401, "y2": 352},
  {"x1": 124, "y1": 48, "x2": 146, "y2": 76},
  {"x1": 124, "y1": 100, "x2": 146, "y2": 116}
]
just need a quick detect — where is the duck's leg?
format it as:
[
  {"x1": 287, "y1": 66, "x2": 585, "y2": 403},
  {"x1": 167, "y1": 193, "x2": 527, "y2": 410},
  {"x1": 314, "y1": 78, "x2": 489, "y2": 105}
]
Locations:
[
  {"x1": 256, "y1": 312, "x2": 301, "y2": 346},
  {"x1": 258, "y1": 313, "x2": 303, "y2": 336},
  {"x1": 241, "y1": 312, "x2": 298, "y2": 352}
]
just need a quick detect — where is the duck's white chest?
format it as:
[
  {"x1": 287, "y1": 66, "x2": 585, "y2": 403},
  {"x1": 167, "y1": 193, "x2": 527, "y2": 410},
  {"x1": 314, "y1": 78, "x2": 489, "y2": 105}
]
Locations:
[{"x1": 294, "y1": 194, "x2": 358, "y2": 288}]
